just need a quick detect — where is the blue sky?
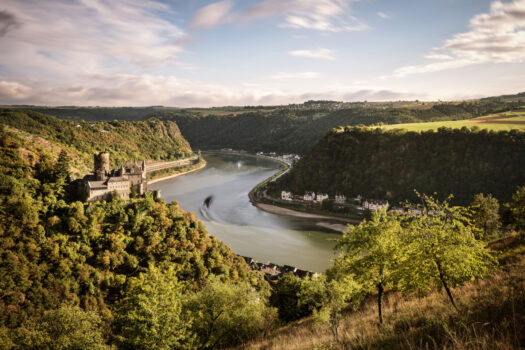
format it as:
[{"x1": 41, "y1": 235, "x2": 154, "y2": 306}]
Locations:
[{"x1": 0, "y1": 0, "x2": 524, "y2": 106}]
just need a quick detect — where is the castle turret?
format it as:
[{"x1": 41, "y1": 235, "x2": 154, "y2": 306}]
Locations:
[
  {"x1": 142, "y1": 160, "x2": 147, "y2": 179},
  {"x1": 94, "y1": 152, "x2": 110, "y2": 181}
]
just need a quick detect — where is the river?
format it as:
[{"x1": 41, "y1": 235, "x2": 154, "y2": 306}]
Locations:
[{"x1": 149, "y1": 153, "x2": 341, "y2": 272}]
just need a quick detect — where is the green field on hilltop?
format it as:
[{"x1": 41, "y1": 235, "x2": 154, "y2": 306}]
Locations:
[{"x1": 381, "y1": 110, "x2": 525, "y2": 132}]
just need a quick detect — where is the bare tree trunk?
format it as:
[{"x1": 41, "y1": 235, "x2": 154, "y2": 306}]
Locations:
[
  {"x1": 377, "y1": 281, "x2": 384, "y2": 324},
  {"x1": 435, "y1": 259, "x2": 458, "y2": 310}
]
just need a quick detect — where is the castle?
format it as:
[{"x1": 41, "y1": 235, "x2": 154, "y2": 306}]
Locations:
[{"x1": 84, "y1": 152, "x2": 147, "y2": 201}]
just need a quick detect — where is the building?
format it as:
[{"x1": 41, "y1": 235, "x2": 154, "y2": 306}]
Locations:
[
  {"x1": 84, "y1": 152, "x2": 147, "y2": 201},
  {"x1": 316, "y1": 193, "x2": 329, "y2": 203},
  {"x1": 335, "y1": 194, "x2": 346, "y2": 204},
  {"x1": 303, "y1": 192, "x2": 315, "y2": 201},
  {"x1": 281, "y1": 191, "x2": 293, "y2": 201}
]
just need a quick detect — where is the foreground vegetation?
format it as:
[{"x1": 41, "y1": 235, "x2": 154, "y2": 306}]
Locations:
[
  {"x1": 242, "y1": 233, "x2": 524, "y2": 349},
  {"x1": 0, "y1": 127, "x2": 275, "y2": 349}
]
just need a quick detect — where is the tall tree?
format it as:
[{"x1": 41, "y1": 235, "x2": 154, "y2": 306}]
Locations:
[
  {"x1": 505, "y1": 185, "x2": 525, "y2": 231},
  {"x1": 114, "y1": 264, "x2": 194, "y2": 350},
  {"x1": 334, "y1": 209, "x2": 403, "y2": 324},
  {"x1": 470, "y1": 193, "x2": 500, "y2": 239},
  {"x1": 398, "y1": 194, "x2": 496, "y2": 309}
]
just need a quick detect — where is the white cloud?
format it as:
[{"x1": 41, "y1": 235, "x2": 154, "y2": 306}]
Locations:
[
  {"x1": 190, "y1": 1, "x2": 234, "y2": 29},
  {"x1": 1, "y1": 0, "x2": 184, "y2": 69},
  {"x1": 393, "y1": 0, "x2": 525, "y2": 77},
  {"x1": 377, "y1": 12, "x2": 389, "y2": 19},
  {"x1": 270, "y1": 72, "x2": 319, "y2": 79},
  {"x1": 189, "y1": 0, "x2": 368, "y2": 32},
  {"x1": 0, "y1": 74, "x2": 422, "y2": 107},
  {"x1": 424, "y1": 53, "x2": 453, "y2": 60},
  {"x1": 289, "y1": 48, "x2": 335, "y2": 60}
]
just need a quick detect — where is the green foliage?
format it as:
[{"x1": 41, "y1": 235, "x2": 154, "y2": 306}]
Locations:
[
  {"x1": 152, "y1": 100, "x2": 522, "y2": 155},
  {"x1": 0, "y1": 109, "x2": 193, "y2": 177},
  {"x1": 333, "y1": 209, "x2": 403, "y2": 323},
  {"x1": 114, "y1": 265, "x2": 194, "y2": 349},
  {"x1": 273, "y1": 127, "x2": 525, "y2": 205},
  {"x1": 270, "y1": 272, "x2": 309, "y2": 322},
  {"x1": 11, "y1": 305, "x2": 110, "y2": 350},
  {"x1": 505, "y1": 185, "x2": 525, "y2": 231},
  {"x1": 300, "y1": 275, "x2": 361, "y2": 344},
  {"x1": 0, "y1": 127, "x2": 267, "y2": 347},
  {"x1": 397, "y1": 195, "x2": 497, "y2": 308},
  {"x1": 184, "y1": 276, "x2": 277, "y2": 349},
  {"x1": 470, "y1": 193, "x2": 501, "y2": 239}
]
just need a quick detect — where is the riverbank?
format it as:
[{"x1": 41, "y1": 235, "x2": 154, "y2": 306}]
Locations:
[
  {"x1": 239, "y1": 152, "x2": 360, "y2": 232},
  {"x1": 148, "y1": 162, "x2": 206, "y2": 185}
]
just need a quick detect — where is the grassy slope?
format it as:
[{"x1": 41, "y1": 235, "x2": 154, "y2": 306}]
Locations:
[
  {"x1": 239, "y1": 233, "x2": 525, "y2": 350},
  {"x1": 381, "y1": 110, "x2": 525, "y2": 132}
]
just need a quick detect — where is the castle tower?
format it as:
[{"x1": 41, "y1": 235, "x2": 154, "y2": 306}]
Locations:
[
  {"x1": 94, "y1": 152, "x2": 110, "y2": 181},
  {"x1": 141, "y1": 160, "x2": 147, "y2": 179}
]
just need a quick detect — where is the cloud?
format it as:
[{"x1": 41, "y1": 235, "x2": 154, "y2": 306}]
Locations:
[
  {"x1": 424, "y1": 53, "x2": 453, "y2": 60},
  {"x1": 189, "y1": 0, "x2": 368, "y2": 32},
  {"x1": 270, "y1": 72, "x2": 319, "y2": 79},
  {"x1": 0, "y1": 74, "x2": 422, "y2": 107},
  {"x1": 190, "y1": 1, "x2": 234, "y2": 29},
  {"x1": 377, "y1": 12, "x2": 389, "y2": 19},
  {"x1": 288, "y1": 48, "x2": 335, "y2": 60},
  {"x1": 393, "y1": 0, "x2": 525, "y2": 77},
  {"x1": 0, "y1": 10, "x2": 20, "y2": 37},
  {"x1": 1, "y1": 0, "x2": 184, "y2": 69}
]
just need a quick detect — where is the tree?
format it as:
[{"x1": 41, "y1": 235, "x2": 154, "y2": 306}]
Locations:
[
  {"x1": 55, "y1": 149, "x2": 71, "y2": 182},
  {"x1": 398, "y1": 194, "x2": 496, "y2": 310},
  {"x1": 334, "y1": 209, "x2": 403, "y2": 324},
  {"x1": 16, "y1": 305, "x2": 110, "y2": 350},
  {"x1": 269, "y1": 272, "x2": 309, "y2": 322},
  {"x1": 470, "y1": 193, "x2": 500, "y2": 239},
  {"x1": 299, "y1": 274, "x2": 361, "y2": 344},
  {"x1": 505, "y1": 185, "x2": 525, "y2": 231},
  {"x1": 184, "y1": 276, "x2": 276, "y2": 349},
  {"x1": 114, "y1": 264, "x2": 194, "y2": 350}
]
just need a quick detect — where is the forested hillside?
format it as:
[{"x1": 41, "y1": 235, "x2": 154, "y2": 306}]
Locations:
[
  {"x1": 0, "y1": 126, "x2": 274, "y2": 349},
  {"x1": 270, "y1": 127, "x2": 525, "y2": 205},
  {"x1": 7, "y1": 98, "x2": 523, "y2": 155},
  {"x1": 0, "y1": 109, "x2": 193, "y2": 177},
  {"x1": 155, "y1": 100, "x2": 522, "y2": 154}
]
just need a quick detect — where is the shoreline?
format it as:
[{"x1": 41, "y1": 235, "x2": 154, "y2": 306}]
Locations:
[{"x1": 147, "y1": 162, "x2": 206, "y2": 185}]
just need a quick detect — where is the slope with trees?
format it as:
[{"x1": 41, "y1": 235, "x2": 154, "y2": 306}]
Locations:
[{"x1": 270, "y1": 126, "x2": 525, "y2": 205}]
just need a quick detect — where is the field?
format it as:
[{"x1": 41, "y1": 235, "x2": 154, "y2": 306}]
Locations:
[{"x1": 381, "y1": 110, "x2": 525, "y2": 132}]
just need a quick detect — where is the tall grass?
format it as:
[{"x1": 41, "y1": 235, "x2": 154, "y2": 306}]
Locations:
[{"x1": 238, "y1": 234, "x2": 524, "y2": 350}]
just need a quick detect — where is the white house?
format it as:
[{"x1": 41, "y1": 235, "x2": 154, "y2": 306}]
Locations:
[
  {"x1": 334, "y1": 194, "x2": 346, "y2": 204},
  {"x1": 281, "y1": 191, "x2": 293, "y2": 201},
  {"x1": 316, "y1": 193, "x2": 329, "y2": 203},
  {"x1": 303, "y1": 192, "x2": 315, "y2": 201}
]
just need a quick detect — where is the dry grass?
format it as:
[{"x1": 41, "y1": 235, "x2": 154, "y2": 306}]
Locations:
[{"x1": 238, "y1": 234, "x2": 525, "y2": 350}]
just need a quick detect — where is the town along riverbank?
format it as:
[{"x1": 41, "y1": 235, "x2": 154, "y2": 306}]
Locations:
[{"x1": 245, "y1": 153, "x2": 362, "y2": 232}]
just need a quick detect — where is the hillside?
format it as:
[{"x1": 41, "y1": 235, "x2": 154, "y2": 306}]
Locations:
[
  {"x1": 0, "y1": 126, "x2": 272, "y2": 349},
  {"x1": 6, "y1": 98, "x2": 523, "y2": 155},
  {"x1": 240, "y1": 233, "x2": 525, "y2": 350},
  {"x1": 0, "y1": 109, "x2": 193, "y2": 177},
  {"x1": 270, "y1": 127, "x2": 525, "y2": 205},
  {"x1": 153, "y1": 100, "x2": 522, "y2": 155}
]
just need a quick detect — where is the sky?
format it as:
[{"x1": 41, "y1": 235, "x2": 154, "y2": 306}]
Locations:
[{"x1": 0, "y1": 0, "x2": 524, "y2": 107}]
